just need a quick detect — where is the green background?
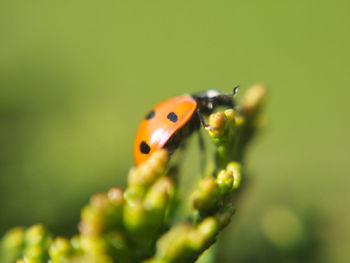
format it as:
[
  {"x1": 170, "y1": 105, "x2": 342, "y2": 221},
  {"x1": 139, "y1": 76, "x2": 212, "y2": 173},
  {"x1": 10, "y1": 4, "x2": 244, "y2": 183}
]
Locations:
[{"x1": 0, "y1": 0, "x2": 349, "y2": 262}]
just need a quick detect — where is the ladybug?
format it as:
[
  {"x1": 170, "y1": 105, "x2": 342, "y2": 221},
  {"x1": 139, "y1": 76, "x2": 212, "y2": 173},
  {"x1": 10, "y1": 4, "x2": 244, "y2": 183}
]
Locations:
[{"x1": 133, "y1": 88, "x2": 238, "y2": 165}]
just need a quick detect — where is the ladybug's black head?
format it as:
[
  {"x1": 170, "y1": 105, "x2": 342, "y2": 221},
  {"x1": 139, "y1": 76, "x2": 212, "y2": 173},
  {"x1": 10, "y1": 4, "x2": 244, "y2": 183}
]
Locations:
[{"x1": 192, "y1": 87, "x2": 238, "y2": 115}]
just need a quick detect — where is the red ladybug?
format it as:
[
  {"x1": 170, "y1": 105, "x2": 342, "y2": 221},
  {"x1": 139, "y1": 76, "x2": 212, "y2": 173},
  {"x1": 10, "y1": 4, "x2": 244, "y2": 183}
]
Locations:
[{"x1": 133, "y1": 88, "x2": 238, "y2": 165}]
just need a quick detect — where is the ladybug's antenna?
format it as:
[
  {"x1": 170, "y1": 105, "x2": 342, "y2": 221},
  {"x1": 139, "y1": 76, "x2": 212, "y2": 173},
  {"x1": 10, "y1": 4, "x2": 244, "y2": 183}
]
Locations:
[
  {"x1": 214, "y1": 85, "x2": 239, "y2": 98},
  {"x1": 211, "y1": 85, "x2": 239, "y2": 99},
  {"x1": 233, "y1": 85, "x2": 239, "y2": 96}
]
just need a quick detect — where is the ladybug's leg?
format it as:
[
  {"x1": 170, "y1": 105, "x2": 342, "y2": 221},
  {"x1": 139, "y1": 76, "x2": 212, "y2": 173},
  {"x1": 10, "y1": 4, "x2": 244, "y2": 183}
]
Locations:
[
  {"x1": 197, "y1": 130, "x2": 206, "y2": 175},
  {"x1": 196, "y1": 108, "x2": 213, "y2": 175},
  {"x1": 196, "y1": 109, "x2": 214, "y2": 132}
]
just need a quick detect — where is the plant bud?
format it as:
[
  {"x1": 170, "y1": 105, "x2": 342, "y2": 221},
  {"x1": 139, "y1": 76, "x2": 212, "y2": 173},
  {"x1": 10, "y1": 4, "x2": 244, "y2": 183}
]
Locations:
[{"x1": 216, "y1": 169, "x2": 234, "y2": 195}]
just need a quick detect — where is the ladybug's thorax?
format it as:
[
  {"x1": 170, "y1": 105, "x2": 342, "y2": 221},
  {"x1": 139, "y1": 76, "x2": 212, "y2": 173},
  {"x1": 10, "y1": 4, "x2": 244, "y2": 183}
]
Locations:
[{"x1": 192, "y1": 89, "x2": 234, "y2": 115}]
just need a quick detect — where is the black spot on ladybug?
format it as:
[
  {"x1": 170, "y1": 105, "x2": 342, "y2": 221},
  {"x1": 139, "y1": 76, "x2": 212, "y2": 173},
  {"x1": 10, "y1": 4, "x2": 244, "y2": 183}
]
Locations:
[
  {"x1": 167, "y1": 112, "x2": 178, "y2": 123},
  {"x1": 140, "y1": 141, "x2": 151, "y2": 154},
  {"x1": 145, "y1": 110, "x2": 155, "y2": 120}
]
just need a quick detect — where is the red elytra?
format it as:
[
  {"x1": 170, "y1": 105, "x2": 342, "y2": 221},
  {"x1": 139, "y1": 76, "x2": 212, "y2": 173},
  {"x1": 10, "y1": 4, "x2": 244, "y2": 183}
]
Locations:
[{"x1": 133, "y1": 89, "x2": 236, "y2": 166}]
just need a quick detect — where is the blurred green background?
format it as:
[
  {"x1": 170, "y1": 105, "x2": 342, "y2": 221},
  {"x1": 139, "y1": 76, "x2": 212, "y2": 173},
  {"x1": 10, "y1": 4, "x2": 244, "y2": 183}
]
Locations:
[{"x1": 0, "y1": 0, "x2": 349, "y2": 262}]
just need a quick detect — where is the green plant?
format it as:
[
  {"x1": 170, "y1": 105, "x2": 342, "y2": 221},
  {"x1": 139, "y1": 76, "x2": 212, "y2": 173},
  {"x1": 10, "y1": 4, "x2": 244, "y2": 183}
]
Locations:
[{"x1": 0, "y1": 84, "x2": 266, "y2": 263}]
